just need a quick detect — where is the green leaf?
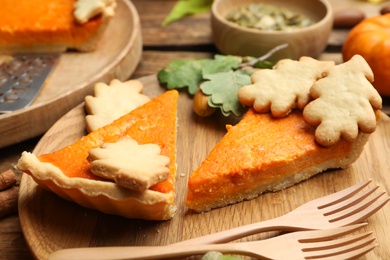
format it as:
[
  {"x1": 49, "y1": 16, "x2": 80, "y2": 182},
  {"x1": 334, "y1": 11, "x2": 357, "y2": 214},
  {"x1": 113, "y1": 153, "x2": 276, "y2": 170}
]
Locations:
[
  {"x1": 162, "y1": 0, "x2": 213, "y2": 26},
  {"x1": 201, "y1": 55, "x2": 242, "y2": 75},
  {"x1": 253, "y1": 60, "x2": 275, "y2": 69},
  {"x1": 157, "y1": 59, "x2": 207, "y2": 95},
  {"x1": 157, "y1": 55, "x2": 242, "y2": 95},
  {"x1": 201, "y1": 70, "x2": 253, "y2": 117}
]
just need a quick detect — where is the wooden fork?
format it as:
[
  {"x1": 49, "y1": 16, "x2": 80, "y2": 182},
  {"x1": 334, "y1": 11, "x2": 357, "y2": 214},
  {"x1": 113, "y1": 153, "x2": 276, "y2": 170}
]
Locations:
[
  {"x1": 48, "y1": 224, "x2": 376, "y2": 260},
  {"x1": 174, "y1": 179, "x2": 389, "y2": 245}
]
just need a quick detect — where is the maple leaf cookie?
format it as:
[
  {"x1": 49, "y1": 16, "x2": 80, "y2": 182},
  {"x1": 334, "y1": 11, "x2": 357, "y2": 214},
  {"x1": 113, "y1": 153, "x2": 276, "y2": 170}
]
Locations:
[
  {"x1": 238, "y1": 57, "x2": 335, "y2": 117},
  {"x1": 303, "y1": 55, "x2": 382, "y2": 147},
  {"x1": 88, "y1": 137, "x2": 170, "y2": 191},
  {"x1": 85, "y1": 79, "x2": 150, "y2": 132}
]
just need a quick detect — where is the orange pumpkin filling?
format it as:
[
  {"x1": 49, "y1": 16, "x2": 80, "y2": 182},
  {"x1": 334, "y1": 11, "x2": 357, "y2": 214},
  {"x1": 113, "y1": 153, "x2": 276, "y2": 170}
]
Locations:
[
  {"x1": 0, "y1": 0, "x2": 102, "y2": 49},
  {"x1": 186, "y1": 109, "x2": 356, "y2": 212},
  {"x1": 38, "y1": 90, "x2": 178, "y2": 194}
]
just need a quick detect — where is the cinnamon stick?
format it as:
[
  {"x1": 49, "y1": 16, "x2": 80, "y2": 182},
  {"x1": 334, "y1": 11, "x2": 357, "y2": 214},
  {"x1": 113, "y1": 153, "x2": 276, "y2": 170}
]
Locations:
[
  {"x1": 0, "y1": 186, "x2": 19, "y2": 218},
  {"x1": 0, "y1": 169, "x2": 16, "y2": 191}
]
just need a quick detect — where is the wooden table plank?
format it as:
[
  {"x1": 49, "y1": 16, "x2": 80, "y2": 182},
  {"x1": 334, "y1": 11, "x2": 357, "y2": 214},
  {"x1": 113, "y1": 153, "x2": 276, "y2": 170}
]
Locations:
[
  {"x1": 132, "y1": 0, "x2": 212, "y2": 47},
  {"x1": 130, "y1": 51, "x2": 214, "y2": 79},
  {"x1": 0, "y1": 215, "x2": 34, "y2": 260}
]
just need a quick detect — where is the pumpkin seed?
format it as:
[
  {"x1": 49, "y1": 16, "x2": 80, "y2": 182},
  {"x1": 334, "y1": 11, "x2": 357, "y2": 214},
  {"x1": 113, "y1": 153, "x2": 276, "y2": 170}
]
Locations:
[{"x1": 226, "y1": 3, "x2": 313, "y2": 31}]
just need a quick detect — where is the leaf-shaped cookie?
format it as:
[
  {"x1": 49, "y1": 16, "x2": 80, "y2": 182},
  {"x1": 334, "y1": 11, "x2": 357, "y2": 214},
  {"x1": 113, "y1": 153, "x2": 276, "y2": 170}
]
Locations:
[
  {"x1": 238, "y1": 57, "x2": 335, "y2": 117},
  {"x1": 303, "y1": 55, "x2": 382, "y2": 147},
  {"x1": 85, "y1": 79, "x2": 150, "y2": 132},
  {"x1": 201, "y1": 70, "x2": 252, "y2": 117},
  {"x1": 88, "y1": 137, "x2": 170, "y2": 191}
]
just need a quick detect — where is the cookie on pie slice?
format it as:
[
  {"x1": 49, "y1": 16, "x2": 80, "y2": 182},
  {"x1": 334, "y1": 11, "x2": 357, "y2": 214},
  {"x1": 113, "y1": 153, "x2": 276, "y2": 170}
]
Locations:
[
  {"x1": 17, "y1": 90, "x2": 178, "y2": 220},
  {"x1": 88, "y1": 137, "x2": 170, "y2": 191},
  {"x1": 185, "y1": 108, "x2": 375, "y2": 213}
]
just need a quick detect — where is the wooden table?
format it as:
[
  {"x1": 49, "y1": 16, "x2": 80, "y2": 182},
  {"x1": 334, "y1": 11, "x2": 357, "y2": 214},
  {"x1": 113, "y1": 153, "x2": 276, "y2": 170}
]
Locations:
[{"x1": 0, "y1": 1, "x2": 389, "y2": 259}]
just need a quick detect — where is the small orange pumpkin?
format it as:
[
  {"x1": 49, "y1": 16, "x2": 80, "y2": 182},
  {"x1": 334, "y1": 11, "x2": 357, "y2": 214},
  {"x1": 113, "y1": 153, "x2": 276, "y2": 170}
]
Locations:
[{"x1": 342, "y1": 14, "x2": 390, "y2": 96}]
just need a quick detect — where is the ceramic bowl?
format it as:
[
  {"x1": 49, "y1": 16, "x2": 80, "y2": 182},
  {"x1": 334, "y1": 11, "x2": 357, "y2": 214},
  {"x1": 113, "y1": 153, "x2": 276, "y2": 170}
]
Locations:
[{"x1": 211, "y1": 0, "x2": 333, "y2": 61}]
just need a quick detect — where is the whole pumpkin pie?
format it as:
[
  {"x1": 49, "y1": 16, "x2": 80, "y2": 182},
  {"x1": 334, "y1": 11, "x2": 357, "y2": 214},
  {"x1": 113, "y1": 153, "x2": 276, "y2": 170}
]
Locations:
[
  {"x1": 17, "y1": 90, "x2": 178, "y2": 220},
  {"x1": 0, "y1": 0, "x2": 115, "y2": 53},
  {"x1": 185, "y1": 108, "x2": 373, "y2": 213}
]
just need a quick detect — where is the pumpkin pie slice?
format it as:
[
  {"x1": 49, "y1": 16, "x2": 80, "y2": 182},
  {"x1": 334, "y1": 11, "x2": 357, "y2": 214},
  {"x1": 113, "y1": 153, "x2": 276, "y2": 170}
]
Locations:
[
  {"x1": 17, "y1": 90, "x2": 178, "y2": 220},
  {"x1": 186, "y1": 108, "x2": 373, "y2": 213},
  {"x1": 0, "y1": 0, "x2": 115, "y2": 53}
]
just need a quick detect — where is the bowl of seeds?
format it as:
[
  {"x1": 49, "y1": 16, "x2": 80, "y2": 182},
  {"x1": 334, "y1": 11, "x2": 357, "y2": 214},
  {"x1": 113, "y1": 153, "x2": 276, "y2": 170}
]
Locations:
[{"x1": 211, "y1": 0, "x2": 333, "y2": 61}]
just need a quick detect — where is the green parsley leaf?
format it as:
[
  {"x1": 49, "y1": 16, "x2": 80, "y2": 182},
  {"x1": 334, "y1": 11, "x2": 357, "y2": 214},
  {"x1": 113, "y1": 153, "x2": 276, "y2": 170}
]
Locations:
[
  {"x1": 201, "y1": 70, "x2": 253, "y2": 117},
  {"x1": 162, "y1": 0, "x2": 213, "y2": 26}
]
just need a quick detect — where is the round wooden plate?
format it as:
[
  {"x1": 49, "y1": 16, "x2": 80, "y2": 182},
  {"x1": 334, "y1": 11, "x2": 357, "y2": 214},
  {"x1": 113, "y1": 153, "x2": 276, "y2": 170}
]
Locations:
[
  {"x1": 0, "y1": 0, "x2": 142, "y2": 149},
  {"x1": 18, "y1": 75, "x2": 390, "y2": 260}
]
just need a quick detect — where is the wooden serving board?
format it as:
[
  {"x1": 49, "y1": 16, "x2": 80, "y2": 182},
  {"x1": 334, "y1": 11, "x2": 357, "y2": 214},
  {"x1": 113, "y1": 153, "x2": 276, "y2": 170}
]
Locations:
[
  {"x1": 0, "y1": 0, "x2": 142, "y2": 149},
  {"x1": 18, "y1": 75, "x2": 390, "y2": 259}
]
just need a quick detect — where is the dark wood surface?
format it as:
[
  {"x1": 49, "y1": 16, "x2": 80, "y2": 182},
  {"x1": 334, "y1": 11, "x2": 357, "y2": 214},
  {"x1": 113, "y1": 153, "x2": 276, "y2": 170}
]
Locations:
[{"x1": 0, "y1": 0, "x2": 389, "y2": 259}]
